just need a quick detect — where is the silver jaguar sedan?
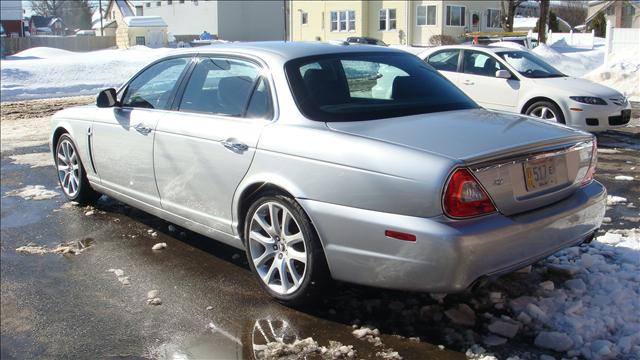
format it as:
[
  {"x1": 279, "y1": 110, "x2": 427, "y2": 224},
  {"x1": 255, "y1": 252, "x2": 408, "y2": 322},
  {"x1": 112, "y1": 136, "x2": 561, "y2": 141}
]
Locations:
[{"x1": 50, "y1": 42, "x2": 606, "y2": 305}]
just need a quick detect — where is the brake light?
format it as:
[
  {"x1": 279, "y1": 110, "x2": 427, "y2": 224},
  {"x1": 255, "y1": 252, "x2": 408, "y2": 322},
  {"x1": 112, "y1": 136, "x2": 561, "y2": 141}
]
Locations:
[
  {"x1": 581, "y1": 139, "x2": 598, "y2": 186},
  {"x1": 443, "y1": 168, "x2": 496, "y2": 218}
]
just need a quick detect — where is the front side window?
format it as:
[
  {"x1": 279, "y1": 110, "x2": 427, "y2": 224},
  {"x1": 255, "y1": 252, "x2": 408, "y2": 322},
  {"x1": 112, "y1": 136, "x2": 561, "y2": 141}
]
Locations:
[
  {"x1": 417, "y1": 5, "x2": 436, "y2": 26},
  {"x1": 486, "y1": 9, "x2": 501, "y2": 28},
  {"x1": 379, "y1": 9, "x2": 396, "y2": 30},
  {"x1": 462, "y1": 50, "x2": 508, "y2": 77},
  {"x1": 179, "y1": 57, "x2": 265, "y2": 117},
  {"x1": 330, "y1": 10, "x2": 355, "y2": 32},
  {"x1": 427, "y1": 49, "x2": 460, "y2": 72},
  {"x1": 497, "y1": 51, "x2": 564, "y2": 78},
  {"x1": 446, "y1": 5, "x2": 465, "y2": 27},
  {"x1": 121, "y1": 57, "x2": 190, "y2": 109},
  {"x1": 285, "y1": 52, "x2": 477, "y2": 122}
]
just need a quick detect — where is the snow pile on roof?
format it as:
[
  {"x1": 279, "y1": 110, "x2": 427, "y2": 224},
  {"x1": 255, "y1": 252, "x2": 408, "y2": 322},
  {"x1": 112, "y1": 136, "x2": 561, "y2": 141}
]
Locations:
[
  {"x1": 532, "y1": 43, "x2": 604, "y2": 77},
  {"x1": 123, "y1": 16, "x2": 167, "y2": 27},
  {"x1": 1, "y1": 47, "x2": 175, "y2": 102},
  {"x1": 584, "y1": 50, "x2": 640, "y2": 102}
]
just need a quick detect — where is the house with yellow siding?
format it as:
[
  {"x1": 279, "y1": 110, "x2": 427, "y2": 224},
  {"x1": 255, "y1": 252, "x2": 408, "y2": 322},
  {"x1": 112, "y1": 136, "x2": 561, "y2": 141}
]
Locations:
[{"x1": 290, "y1": 0, "x2": 503, "y2": 46}]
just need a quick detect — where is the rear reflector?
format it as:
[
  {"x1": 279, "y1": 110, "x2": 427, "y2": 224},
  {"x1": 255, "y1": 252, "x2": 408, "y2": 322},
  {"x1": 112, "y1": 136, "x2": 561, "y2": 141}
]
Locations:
[
  {"x1": 385, "y1": 230, "x2": 416, "y2": 242},
  {"x1": 443, "y1": 168, "x2": 496, "y2": 218},
  {"x1": 581, "y1": 139, "x2": 598, "y2": 186}
]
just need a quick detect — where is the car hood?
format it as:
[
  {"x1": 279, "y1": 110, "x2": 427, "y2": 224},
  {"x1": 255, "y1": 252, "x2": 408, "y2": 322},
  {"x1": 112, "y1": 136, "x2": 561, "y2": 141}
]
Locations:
[
  {"x1": 533, "y1": 76, "x2": 623, "y2": 98},
  {"x1": 326, "y1": 108, "x2": 590, "y2": 162}
]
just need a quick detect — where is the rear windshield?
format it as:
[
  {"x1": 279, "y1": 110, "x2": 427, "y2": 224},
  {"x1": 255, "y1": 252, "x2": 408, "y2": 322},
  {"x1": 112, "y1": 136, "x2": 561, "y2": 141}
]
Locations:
[{"x1": 284, "y1": 52, "x2": 477, "y2": 122}]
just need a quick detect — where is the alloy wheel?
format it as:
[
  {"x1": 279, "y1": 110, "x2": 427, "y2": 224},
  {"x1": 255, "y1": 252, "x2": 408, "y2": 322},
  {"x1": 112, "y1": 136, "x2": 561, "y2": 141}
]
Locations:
[
  {"x1": 56, "y1": 139, "x2": 80, "y2": 197},
  {"x1": 248, "y1": 201, "x2": 307, "y2": 295},
  {"x1": 529, "y1": 105, "x2": 557, "y2": 122}
]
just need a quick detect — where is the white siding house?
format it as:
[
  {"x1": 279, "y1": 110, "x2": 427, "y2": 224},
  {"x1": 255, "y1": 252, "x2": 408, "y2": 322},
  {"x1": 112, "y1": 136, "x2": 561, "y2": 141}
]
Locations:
[{"x1": 140, "y1": 0, "x2": 286, "y2": 41}]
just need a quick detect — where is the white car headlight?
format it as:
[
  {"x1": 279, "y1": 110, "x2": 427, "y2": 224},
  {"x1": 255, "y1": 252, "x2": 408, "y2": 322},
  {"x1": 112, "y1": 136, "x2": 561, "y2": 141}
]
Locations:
[{"x1": 570, "y1": 96, "x2": 607, "y2": 105}]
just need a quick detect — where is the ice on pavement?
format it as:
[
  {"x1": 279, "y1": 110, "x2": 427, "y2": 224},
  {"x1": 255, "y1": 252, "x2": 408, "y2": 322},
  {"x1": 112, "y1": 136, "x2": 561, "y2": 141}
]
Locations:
[
  {"x1": 606, "y1": 195, "x2": 628, "y2": 205},
  {"x1": 614, "y1": 175, "x2": 635, "y2": 181},
  {"x1": 5, "y1": 185, "x2": 59, "y2": 200}
]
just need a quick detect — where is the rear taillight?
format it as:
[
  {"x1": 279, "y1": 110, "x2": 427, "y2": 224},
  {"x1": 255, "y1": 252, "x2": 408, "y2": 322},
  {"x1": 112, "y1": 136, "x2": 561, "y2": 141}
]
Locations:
[
  {"x1": 581, "y1": 139, "x2": 597, "y2": 186},
  {"x1": 443, "y1": 168, "x2": 496, "y2": 218}
]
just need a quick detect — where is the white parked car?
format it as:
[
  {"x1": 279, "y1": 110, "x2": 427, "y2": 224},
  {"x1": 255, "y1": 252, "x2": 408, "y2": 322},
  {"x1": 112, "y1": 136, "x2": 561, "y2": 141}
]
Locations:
[{"x1": 418, "y1": 45, "x2": 631, "y2": 132}]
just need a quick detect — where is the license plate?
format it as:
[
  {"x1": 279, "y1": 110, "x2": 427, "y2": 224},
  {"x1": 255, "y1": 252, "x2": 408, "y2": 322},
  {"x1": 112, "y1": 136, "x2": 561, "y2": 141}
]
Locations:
[{"x1": 524, "y1": 157, "x2": 558, "y2": 192}]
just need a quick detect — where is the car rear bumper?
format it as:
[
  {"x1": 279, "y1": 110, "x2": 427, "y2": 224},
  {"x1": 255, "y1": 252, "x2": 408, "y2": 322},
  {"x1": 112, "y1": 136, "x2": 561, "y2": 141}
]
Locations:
[
  {"x1": 565, "y1": 102, "x2": 631, "y2": 132},
  {"x1": 299, "y1": 180, "x2": 606, "y2": 292}
]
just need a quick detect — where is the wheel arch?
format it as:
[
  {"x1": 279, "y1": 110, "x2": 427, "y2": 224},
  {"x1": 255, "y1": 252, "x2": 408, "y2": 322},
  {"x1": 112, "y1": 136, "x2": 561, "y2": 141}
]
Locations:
[
  {"x1": 51, "y1": 124, "x2": 74, "y2": 158},
  {"x1": 520, "y1": 96, "x2": 566, "y2": 123}
]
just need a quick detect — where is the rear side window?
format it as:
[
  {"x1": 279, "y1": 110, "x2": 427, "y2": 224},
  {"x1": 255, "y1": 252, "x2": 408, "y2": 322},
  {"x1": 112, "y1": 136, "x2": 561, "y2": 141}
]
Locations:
[
  {"x1": 179, "y1": 57, "x2": 263, "y2": 117},
  {"x1": 121, "y1": 57, "x2": 190, "y2": 110},
  {"x1": 426, "y1": 50, "x2": 460, "y2": 72},
  {"x1": 245, "y1": 78, "x2": 273, "y2": 119},
  {"x1": 462, "y1": 50, "x2": 508, "y2": 77},
  {"x1": 285, "y1": 52, "x2": 477, "y2": 122}
]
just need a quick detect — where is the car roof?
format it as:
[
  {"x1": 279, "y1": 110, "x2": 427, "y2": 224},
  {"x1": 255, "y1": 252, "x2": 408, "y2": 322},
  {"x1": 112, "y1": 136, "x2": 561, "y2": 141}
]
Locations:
[
  {"x1": 167, "y1": 41, "x2": 401, "y2": 61},
  {"x1": 418, "y1": 44, "x2": 524, "y2": 57}
]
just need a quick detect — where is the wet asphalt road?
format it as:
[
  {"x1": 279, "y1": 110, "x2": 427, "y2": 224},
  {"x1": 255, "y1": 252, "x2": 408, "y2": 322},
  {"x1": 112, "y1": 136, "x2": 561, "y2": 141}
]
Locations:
[
  {"x1": 1, "y1": 143, "x2": 461, "y2": 359},
  {"x1": 1, "y1": 102, "x2": 638, "y2": 359}
]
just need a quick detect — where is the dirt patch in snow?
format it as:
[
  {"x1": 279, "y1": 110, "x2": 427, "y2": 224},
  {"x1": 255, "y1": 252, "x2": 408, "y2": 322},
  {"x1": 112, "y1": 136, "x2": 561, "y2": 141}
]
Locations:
[
  {"x1": 0, "y1": 96, "x2": 93, "y2": 122},
  {"x1": 5, "y1": 185, "x2": 59, "y2": 200},
  {"x1": 8, "y1": 152, "x2": 52, "y2": 168}
]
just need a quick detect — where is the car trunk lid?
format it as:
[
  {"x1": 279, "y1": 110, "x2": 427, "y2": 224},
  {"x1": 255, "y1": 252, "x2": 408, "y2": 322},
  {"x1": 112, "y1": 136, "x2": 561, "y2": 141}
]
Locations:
[{"x1": 326, "y1": 108, "x2": 595, "y2": 216}]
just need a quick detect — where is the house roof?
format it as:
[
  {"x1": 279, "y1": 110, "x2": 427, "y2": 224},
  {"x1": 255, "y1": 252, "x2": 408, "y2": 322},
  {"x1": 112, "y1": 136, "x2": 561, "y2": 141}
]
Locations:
[
  {"x1": 123, "y1": 16, "x2": 167, "y2": 27},
  {"x1": 116, "y1": 0, "x2": 135, "y2": 17},
  {"x1": 586, "y1": 0, "x2": 640, "y2": 23},
  {"x1": 30, "y1": 16, "x2": 62, "y2": 28}
]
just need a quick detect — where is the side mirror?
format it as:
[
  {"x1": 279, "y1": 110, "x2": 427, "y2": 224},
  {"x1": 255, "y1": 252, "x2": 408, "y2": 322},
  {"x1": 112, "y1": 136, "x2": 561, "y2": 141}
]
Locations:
[
  {"x1": 96, "y1": 88, "x2": 118, "y2": 108},
  {"x1": 495, "y1": 70, "x2": 511, "y2": 79}
]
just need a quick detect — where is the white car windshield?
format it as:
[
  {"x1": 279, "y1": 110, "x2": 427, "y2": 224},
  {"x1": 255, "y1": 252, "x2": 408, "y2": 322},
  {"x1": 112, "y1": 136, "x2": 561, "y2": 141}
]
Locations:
[{"x1": 497, "y1": 51, "x2": 565, "y2": 78}]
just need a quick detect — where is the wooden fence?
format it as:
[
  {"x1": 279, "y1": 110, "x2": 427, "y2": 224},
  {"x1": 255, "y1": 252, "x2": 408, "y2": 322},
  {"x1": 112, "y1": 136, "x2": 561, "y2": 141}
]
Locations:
[{"x1": 1, "y1": 36, "x2": 116, "y2": 55}]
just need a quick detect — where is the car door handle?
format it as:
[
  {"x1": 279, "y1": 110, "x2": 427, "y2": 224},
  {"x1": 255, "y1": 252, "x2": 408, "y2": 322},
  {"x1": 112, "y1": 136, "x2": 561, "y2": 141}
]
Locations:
[
  {"x1": 221, "y1": 139, "x2": 249, "y2": 153},
  {"x1": 133, "y1": 123, "x2": 152, "y2": 135},
  {"x1": 462, "y1": 80, "x2": 474, "y2": 85}
]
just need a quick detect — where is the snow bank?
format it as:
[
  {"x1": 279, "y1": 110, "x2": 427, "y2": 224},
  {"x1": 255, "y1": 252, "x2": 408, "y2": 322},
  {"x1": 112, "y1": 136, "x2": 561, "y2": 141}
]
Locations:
[
  {"x1": 1, "y1": 46, "x2": 175, "y2": 102},
  {"x1": 532, "y1": 44, "x2": 604, "y2": 77},
  {"x1": 512, "y1": 229, "x2": 640, "y2": 359},
  {"x1": 583, "y1": 50, "x2": 640, "y2": 102}
]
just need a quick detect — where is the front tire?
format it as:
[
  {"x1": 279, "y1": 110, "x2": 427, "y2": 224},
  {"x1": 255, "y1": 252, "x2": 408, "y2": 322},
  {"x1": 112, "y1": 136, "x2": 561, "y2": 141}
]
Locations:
[
  {"x1": 244, "y1": 193, "x2": 329, "y2": 306},
  {"x1": 525, "y1": 100, "x2": 565, "y2": 124},
  {"x1": 55, "y1": 134, "x2": 100, "y2": 205}
]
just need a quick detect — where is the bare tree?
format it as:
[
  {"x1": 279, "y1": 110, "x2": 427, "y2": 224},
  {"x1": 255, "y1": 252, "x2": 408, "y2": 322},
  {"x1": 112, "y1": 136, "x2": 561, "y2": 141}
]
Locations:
[
  {"x1": 30, "y1": 0, "x2": 65, "y2": 17},
  {"x1": 501, "y1": 0, "x2": 526, "y2": 32},
  {"x1": 553, "y1": 1, "x2": 588, "y2": 28},
  {"x1": 538, "y1": 0, "x2": 550, "y2": 44}
]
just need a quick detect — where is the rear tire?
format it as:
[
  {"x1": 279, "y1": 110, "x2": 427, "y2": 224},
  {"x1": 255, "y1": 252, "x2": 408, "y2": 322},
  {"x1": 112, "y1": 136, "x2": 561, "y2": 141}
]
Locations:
[
  {"x1": 525, "y1": 100, "x2": 565, "y2": 124},
  {"x1": 55, "y1": 134, "x2": 100, "y2": 205},
  {"x1": 244, "y1": 193, "x2": 329, "y2": 306}
]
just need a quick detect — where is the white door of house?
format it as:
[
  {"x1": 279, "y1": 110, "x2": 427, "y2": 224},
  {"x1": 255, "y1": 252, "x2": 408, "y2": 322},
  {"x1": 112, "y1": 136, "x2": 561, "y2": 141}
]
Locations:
[{"x1": 148, "y1": 31, "x2": 163, "y2": 48}]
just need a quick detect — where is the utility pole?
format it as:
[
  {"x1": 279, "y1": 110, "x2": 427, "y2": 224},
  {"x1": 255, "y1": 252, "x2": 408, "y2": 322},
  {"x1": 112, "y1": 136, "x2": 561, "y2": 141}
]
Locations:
[{"x1": 99, "y1": 0, "x2": 103, "y2": 36}]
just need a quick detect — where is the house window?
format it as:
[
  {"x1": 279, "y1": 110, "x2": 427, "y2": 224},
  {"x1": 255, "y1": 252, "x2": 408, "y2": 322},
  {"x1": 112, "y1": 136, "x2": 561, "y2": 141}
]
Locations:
[
  {"x1": 605, "y1": 5, "x2": 615, "y2": 15},
  {"x1": 112, "y1": 10, "x2": 116, "y2": 19},
  {"x1": 330, "y1": 10, "x2": 355, "y2": 32},
  {"x1": 146, "y1": 2, "x2": 151, "y2": 7},
  {"x1": 179, "y1": 0, "x2": 184, "y2": 3},
  {"x1": 379, "y1": 8, "x2": 396, "y2": 30},
  {"x1": 135, "y1": 36, "x2": 146, "y2": 45},
  {"x1": 135, "y1": 6, "x2": 143, "y2": 16},
  {"x1": 156, "y1": 1, "x2": 161, "y2": 6},
  {"x1": 167, "y1": 0, "x2": 172, "y2": 4},
  {"x1": 486, "y1": 9, "x2": 501, "y2": 28},
  {"x1": 417, "y1": 5, "x2": 436, "y2": 26},
  {"x1": 446, "y1": 5, "x2": 466, "y2": 27},
  {"x1": 301, "y1": 11, "x2": 308, "y2": 25}
]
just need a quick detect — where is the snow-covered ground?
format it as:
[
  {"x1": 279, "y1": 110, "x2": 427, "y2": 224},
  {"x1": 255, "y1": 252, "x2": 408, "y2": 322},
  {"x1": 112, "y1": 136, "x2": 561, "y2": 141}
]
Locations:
[
  {"x1": 2, "y1": 41, "x2": 637, "y2": 103},
  {"x1": 531, "y1": 42, "x2": 639, "y2": 101},
  {"x1": 0, "y1": 46, "x2": 174, "y2": 102}
]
